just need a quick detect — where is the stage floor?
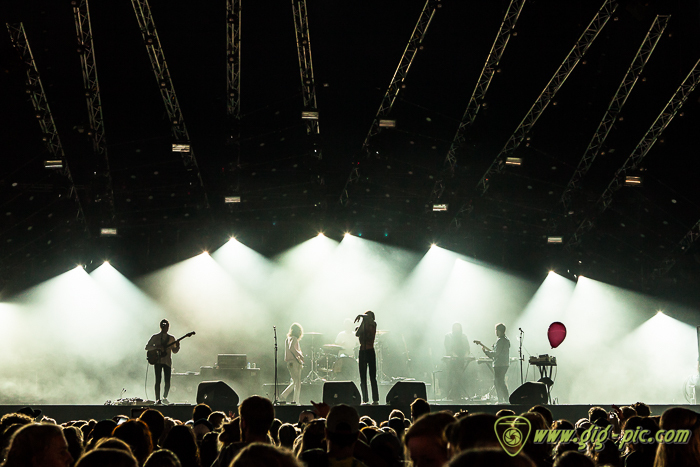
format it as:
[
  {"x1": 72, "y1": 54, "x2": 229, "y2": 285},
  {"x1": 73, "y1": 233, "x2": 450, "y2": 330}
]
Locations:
[{"x1": 1, "y1": 403, "x2": 696, "y2": 425}]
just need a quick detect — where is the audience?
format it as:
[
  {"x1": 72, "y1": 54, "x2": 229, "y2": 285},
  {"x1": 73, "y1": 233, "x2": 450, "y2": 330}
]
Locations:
[
  {"x1": 1, "y1": 397, "x2": 696, "y2": 467},
  {"x1": 112, "y1": 419, "x2": 154, "y2": 466},
  {"x1": 1, "y1": 423, "x2": 74, "y2": 467}
]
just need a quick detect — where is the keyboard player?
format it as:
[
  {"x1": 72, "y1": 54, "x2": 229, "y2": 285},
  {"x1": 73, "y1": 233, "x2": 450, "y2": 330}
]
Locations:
[{"x1": 444, "y1": 323, "x2": 471, "y2": 401}]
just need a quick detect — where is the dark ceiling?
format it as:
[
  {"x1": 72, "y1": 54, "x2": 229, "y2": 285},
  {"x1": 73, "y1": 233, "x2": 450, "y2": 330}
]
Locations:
[{"x1": 1, "y1": 0, "x2": 700, "y2": 303}]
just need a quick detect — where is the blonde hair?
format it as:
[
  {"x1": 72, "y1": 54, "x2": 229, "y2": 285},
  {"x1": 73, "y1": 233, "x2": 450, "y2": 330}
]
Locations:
[{"x1": 288, "y1": 323, "x2": 303, "y2": 340}]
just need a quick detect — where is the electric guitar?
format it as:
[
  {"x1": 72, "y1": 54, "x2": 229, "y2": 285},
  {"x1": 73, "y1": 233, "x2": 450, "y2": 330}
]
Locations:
[
  {"x1": 473, "y1": 340, "x2": 491, "y2": 354},
  {"x1": 147, "y1": 331, "x2": 195, "y2": 365}
]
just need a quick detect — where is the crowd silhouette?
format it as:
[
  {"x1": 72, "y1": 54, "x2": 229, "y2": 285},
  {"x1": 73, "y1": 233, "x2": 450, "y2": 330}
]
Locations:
[{"x1": 1, "y1": 399, "x2": 699, "y2": 467}]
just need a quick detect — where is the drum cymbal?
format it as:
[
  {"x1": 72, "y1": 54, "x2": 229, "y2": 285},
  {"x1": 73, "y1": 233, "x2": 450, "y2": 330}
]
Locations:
[
  {"x1": 305, "y1": 332, "x2": 323, "y2": 336},
  {"x1": 323, "y1": 344, "x2": 343, "y2": 351}
]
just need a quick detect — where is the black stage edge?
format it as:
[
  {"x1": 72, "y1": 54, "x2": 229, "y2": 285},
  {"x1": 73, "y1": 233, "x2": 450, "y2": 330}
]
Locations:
[{"x1": 1, "y1": 404, "x2": 698, "y2": 425}]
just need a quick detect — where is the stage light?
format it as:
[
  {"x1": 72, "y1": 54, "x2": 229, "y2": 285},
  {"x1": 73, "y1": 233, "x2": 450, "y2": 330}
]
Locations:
[
  {"x1": 547, "y1": 237, "x2": 563, "y2": 244},
  {"x1": 432, "y1": 204, "x2": 448, "y2": 212},
  {"x1": 344, "y1": 232, "x2": 351, "y2": 238},
  {"x1": 100, "y1": 228, "x2": 117, "y2": 236},
  {"x1": 378, "y1": 119, "x2": 396, "y2": 128},
  {"x1": 225, "y1": 196, "x2": 241, "y2": 203},
  {"x1": 430, "y1": 243, "x2": 437, "y2": 248},
  {"x1": 172, "y1": 143, "x2": 191, "y2": 153},
  {"x1": 505, "y1": 157, "x2": 523, "y2": 166},
  {"x1": 624, "y1": 176, "x2": 642, "y2": 186},
  {"x1": 317, "y1": 232, "x2": 325, "y2": 237},
  {"x1": 44, "y1": 160, "x2": 64, "y2": 169},
  {"x1": 103, "y1": 261, "x2": 110, "y2": 265},
  {"x1": 301, "y1": 111, "x2": 319, "y2": 120}
]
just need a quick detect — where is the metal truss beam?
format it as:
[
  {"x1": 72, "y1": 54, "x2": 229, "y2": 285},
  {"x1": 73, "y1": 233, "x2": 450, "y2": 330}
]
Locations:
[
  {"x1": 130, "y1": 0, "x2": 209, "y2": 208},
  {"x1": 227, "y1": 0, "x2": 241, "y2": 119},
  {"x1": 428, "y1": 0, "x2": 526, "y2": 207},
  {"x1": 72, "y1": 0, "x2": 116, "y2": 221},
  {"x1": 6, "y1": 22, "x2": 88, "y2": 230},
  {"x1": 565, "y1": 58, "x2": 700, "y2": 251},
  {"x1": 476, "y1": 0, "x2": 617, "y2": 195},
  {"x1": 292, "y1": 0, "x2": 320, "y2": 139},
  {"x1": 560, "y1": 15, "x2": 669, "y2": 211},
  {"x1": 652, "y1": 220, "x2": 700, "y2": 279},
  {"x1": 361, "y1": 0, "x2": 438, "y2": 154},
  {"x1": 340, "y1": 0, "x2": 439, "y2": 206}
]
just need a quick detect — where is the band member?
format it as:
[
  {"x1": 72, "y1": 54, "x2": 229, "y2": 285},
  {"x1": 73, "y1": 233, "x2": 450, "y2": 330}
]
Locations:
[
  {"x1": 335, "y1": 318, "x2": 356, "y2": 357},
  {"x1": 281, "y1": 323, "x2": 304, "y2": 405},
  {"x1": 480, "y1": 323, "x2": 510, "y2": 404},
  {"x1": 145, "y1": 319, "x2": 180, "y2": 405},
  {"x1": 355, "y1": 311, "x2": 379, "y2": 404},
  {"x1": 444, "y1": 323, "x2": 470, "y2": 400}
]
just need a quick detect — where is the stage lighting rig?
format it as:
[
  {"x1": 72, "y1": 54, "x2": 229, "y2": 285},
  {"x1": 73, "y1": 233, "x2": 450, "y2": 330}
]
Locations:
[
  {"x1": 44, "y1": 160, "x2": 64, "y2": 169},
  {"x1": 172, "y1": 143, "x2": 191, "y2": 153},
  {"x1": 301, "y1": 111, "x2": 319, "y2": 120}
]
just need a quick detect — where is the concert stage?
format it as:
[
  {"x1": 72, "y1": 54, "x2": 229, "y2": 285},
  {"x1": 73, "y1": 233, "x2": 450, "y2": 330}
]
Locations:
[{"x1": 1, "y1": 404, "x2": 696, "y2": 425}]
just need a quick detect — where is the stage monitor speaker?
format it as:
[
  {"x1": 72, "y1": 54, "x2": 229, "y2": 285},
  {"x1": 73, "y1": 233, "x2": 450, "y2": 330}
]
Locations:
[
  {"x1": 323, "y1": 381, "x2": 361, "y2": 406},
  {"x1": 385, "y1": 381, "x2": 427, "y2": 406},
  {"x1": 197, "y1": 381, "x2": 239, "y2": 411},
  {"x1": 508, "y1": 382, "x2": 547, "y2": 405}
]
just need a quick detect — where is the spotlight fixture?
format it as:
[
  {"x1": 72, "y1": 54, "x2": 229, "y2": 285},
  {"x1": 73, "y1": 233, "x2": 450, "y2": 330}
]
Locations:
[
  {"x1": 301, "y1": 111, "x2": 319, "y2": 120},
  {"x1": 432, "y1": 204, "x2": 448, "y2": 212},
  {"x1": 430, "y1": 243, "x2": 437, "y2": 248},
  {"x1": 317, "y1": 232, "x2": 325, "y2": 237},
  {"x1": 100, "y1": 228, "x2": 118, "y2": 236},
  {"x1": 344, "y1": 232, "x2": 351, "y2": 238},
  {"x1": 505, "y1": 157, "x2": 523, "y2": 166},
  {"x1": 44, "y1": 160, "x2": 64, "y2": 169},
  {"x1": 103, "y1": 260, "x2": 110, "y2": 265},
  {"x1": 225, "y1": 196, "x2": 241, "y2": 203},
  {"x1": 172, "y1": 143, "x2": 191, "y2": 153},
  {"x1": 378, "y1": 119, "x2": 396, "y2": 128},
  {"x1": 547, "y1": 236, "x2": 563, "y2": 244},
  {"x1": 624, "y1": 175, "x2": 642, "y2": 186}
]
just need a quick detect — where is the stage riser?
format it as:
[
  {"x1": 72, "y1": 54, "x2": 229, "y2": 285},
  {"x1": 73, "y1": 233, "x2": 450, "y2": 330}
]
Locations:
[{"x1": 1, "y1": 404, "x2": 696, "y2": 425}]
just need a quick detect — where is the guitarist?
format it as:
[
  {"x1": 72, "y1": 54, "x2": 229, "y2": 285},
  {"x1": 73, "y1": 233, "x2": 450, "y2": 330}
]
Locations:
[
  {"x1": 475, "y1": 323, "x2": 510, "y2": 404},
  {"x1": 145, "y1": 319, "x2": 180, "y2": 405}
]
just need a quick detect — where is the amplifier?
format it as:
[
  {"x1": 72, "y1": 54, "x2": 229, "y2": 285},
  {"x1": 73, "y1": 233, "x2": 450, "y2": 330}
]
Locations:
[{"x1": 217, "y1": 354, "x2": 247, "y2": 369}]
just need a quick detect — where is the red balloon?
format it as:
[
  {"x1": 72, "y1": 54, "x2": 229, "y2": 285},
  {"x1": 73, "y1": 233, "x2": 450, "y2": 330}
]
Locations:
[{"x1": 548, "y1": 322, "x2": 567, "y2": 349}]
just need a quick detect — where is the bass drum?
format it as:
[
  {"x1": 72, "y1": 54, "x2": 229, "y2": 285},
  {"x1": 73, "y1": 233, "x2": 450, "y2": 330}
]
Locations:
[{"x1": 332, "y1": 356, "x2": 357, "y2": 381}]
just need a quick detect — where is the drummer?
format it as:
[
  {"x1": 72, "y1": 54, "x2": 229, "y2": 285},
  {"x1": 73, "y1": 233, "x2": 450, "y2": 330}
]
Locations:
[{"x1": 335, "y1": 318, "x2": 356, "y2": 357}]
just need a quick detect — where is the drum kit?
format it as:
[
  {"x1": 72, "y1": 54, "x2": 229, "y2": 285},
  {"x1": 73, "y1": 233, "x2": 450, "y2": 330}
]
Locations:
[{"x1": 301, "y1": 330, "x2": 390, "y2": 383}]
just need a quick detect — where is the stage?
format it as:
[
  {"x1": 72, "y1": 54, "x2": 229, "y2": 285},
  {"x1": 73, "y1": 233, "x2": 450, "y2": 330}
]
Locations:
[{"x1": 1, "y1": 403, "x2": 696, "y2": 425}]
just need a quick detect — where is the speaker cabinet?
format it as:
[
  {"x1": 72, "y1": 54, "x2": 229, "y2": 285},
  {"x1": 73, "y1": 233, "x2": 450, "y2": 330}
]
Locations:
[
  {"x1": 508, "y1": 382, "x2": 548, "y2": 405},
  {"x1": 322, "y1": 381, "x2": 361, "y2": 406},
  {"x1": 197, "y1": 381, "x2": 239, "y2": 411},
  {"x1": 385, "y1": 381, "x2": 427, "y2": 406}
]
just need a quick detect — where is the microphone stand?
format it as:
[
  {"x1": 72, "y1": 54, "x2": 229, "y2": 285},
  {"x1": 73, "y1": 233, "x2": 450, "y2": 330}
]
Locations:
[
  {"x1": 273, "y1": 326, "x2": 279, "y2": 405},
  {"x1": 519, "y1": 328, "x2": 524, "y2": 385}
]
